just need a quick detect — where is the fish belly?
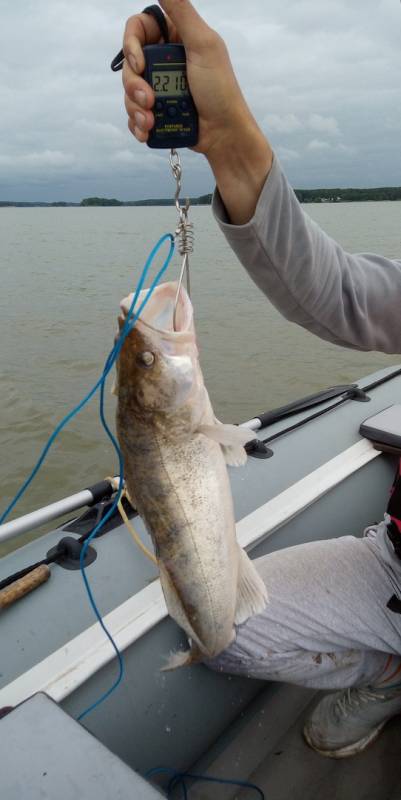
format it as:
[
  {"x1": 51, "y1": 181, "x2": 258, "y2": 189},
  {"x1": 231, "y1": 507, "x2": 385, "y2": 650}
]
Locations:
[{"x1": 125, "y1": 432, "x2": 239, "y2": 658}]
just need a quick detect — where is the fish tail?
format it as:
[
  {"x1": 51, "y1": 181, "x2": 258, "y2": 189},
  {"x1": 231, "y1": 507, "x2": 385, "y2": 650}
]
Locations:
[{"x1": 161, "y1": 642, "x2": 202, "y2": 671}]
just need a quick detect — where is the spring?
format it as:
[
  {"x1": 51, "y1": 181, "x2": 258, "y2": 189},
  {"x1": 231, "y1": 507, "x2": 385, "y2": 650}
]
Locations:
[
  {"x1": 175, "y1": 212, "x2": 194, "y2": 257},
  {"x1": 169, "y1": 149, "x2": 193, "y2": 328}
]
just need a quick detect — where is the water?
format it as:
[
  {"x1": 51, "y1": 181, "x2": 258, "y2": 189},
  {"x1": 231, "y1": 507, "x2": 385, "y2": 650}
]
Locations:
[{"x1": 0, "y1": 201, "x2": 400, "y2": 531}]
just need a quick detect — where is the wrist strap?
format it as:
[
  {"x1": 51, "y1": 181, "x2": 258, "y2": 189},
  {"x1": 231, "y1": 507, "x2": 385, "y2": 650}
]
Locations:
[
  {"x1": 142, "y1": 5, "x2": 170, "y2": 43},
  {"x1": 111, "y1": 5, "x2": 169, "y2": 72}
]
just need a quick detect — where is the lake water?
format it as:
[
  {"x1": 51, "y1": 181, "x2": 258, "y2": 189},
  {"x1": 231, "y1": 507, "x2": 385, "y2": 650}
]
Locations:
[{"x1": 0, "y1": 200, "x2": 400, "y2": 531}]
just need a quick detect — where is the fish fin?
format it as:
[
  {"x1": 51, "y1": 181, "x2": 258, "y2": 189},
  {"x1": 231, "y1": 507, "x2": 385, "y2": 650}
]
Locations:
[
  {"x1": 161, "y1": 642, "x2": 202, "y2": 672},
  {"x1": 197, "y1": 422, "x2": 255, "y2": 467},
  {"x1": 235, "y1": 546, "x2": 269, "y2": 625},
  {"x1": 111, "y1": 362, "x2": 119, "y2": 396},
  {"x1": 124, "y1": 481, "x2": 138, "y2": 511}
]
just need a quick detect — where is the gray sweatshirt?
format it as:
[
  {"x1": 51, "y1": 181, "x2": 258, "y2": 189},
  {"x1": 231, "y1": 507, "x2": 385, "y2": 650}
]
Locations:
[{"x1": 212, "y1": 156, "x2": 401, "y2": 355}]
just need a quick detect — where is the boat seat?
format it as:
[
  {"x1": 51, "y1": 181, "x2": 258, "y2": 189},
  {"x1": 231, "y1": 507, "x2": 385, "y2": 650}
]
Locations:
[
  {"x1": 0, "y1": 693, "x2": 164, "y2": 799},
  {"x1": 360, "y1": 404, "x2": 401, "y2": 455}
]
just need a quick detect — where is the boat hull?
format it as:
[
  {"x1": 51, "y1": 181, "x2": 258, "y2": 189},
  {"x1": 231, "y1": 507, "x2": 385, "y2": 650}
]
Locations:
[{"x1": 0, "y1": 365, "x2": 400, "y2": 775}]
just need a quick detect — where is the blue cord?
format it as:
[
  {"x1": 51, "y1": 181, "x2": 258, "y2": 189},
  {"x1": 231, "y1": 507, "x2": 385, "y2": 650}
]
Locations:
[
  {"x1": 0, "y1": 233, "x2": 174, "y2": 526},
  {"x1": 0, "y1": 233, "x2": 175, "y2": 722},
  {"x1": 145, "y1": 767, "x2": 265, "y2": 799},
  {"x1": 77, "y1": 232, "x2": 175, "y2": 720},
  {"x1": 2, "y1": 232, "x2": 265, "y2": 798}
]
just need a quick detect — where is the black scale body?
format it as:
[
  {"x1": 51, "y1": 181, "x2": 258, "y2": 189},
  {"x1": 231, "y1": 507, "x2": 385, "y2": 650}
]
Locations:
[{"x1": 143, "y1": 44, "x2": 198, "y2": 149}]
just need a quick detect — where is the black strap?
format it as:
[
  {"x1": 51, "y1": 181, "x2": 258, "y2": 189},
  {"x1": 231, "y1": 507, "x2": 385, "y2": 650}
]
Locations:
[
  {"x1": 386, "y1": 465, "x2": 401, "y2": 519},
  {"x1": 387, "y1": 594, "x2": 401, "y2": 614},
  {"x1": 387, "y1": 520, "x2": 401, "y2": 558},
  {"x1": 143, "y1": 5, "x2": 170, "y2": 43},
  {"x1": 110, "y1": 5, "x2": 169, "y2": 72},
  {"x1": 384, "y1": 464, "x2": 401, "y2": 613}
]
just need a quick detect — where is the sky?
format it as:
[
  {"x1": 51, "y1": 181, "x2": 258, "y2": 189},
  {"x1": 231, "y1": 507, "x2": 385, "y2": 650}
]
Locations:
[{"x1": 0, "y1": 0, "x2": 400, "y2": 201}]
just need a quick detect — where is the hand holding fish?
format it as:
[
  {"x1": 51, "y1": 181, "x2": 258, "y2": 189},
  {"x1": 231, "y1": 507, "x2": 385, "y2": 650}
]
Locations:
[
  {"x1": 122, "y1": 0, "x2": 273, "y2": 224},
  {"x1": 115, "y1": 283, "x2": 268, "y2": 668}
]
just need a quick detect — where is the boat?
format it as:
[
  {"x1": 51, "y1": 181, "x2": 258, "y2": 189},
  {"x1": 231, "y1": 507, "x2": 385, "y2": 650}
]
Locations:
[{"x1": 1, "y1": 364, "x2": 401, "y2": 798}]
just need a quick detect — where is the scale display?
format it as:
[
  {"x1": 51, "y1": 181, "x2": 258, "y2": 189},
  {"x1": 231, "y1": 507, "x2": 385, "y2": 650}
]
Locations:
[
  {"x1": 143, "y1": 44, "x2": 199, "y2": 149},
  {"x1": 152, "y1": 70, "x2": 188, "y2": 97}
]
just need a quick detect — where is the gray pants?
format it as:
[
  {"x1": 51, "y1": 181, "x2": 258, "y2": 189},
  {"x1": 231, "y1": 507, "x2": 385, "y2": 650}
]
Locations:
[{"x1": 207, "y1": 518, "x2": 401, "y2": 689}]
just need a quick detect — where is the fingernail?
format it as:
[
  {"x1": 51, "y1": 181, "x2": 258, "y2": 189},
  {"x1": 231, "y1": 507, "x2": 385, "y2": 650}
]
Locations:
[
  {"x1": 128, "y1": 54, "x2": 138, "y2": 72},
  {"x1": 133, "y1": 127, "x2": 141, "y2": 139},
  {"x1": 134, "y1": 90, "x2": 147, "y2": 108},
  {"x1": 134, "y1": 112, "x2": 145, "y2": 130}
]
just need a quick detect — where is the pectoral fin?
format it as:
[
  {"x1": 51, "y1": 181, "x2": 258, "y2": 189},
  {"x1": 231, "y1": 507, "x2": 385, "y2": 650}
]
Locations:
[
  {"x1": 197, "y1": 421, "x2": 255, "y2": 466},
  {"x1": 124, "y1": 481, "x2": 138, "y2": 512},
  {"x1": 235, "y1": 546, "x2": 269, "y2": 625},
  {"x1": 111, "y1": 362, "x2": 119, "y2": 396}
]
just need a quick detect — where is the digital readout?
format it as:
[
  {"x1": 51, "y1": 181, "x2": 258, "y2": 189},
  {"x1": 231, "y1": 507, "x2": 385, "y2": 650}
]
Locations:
[{"x1": 152, "y1": 70, "x2": 188, "y2": 96}]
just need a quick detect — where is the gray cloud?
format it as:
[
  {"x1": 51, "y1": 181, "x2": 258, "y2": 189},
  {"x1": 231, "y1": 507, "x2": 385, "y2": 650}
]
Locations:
[{"x1": 0, "y1": 0, "x2": 400, "y2": 200}]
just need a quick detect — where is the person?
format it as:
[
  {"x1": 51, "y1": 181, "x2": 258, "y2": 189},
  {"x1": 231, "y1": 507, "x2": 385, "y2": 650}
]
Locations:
[{"x1": 120, "y1": 0, "x2": 401, "y2": 758}]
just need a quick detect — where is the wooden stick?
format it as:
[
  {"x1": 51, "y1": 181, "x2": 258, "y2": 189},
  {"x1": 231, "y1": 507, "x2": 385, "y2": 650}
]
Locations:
[{"x1": 0, "y1": 565, "x2": 50, "y2": 609}]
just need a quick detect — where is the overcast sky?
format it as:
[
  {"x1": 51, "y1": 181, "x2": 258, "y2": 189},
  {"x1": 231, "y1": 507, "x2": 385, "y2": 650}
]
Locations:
[{"x1": 1, "y1": 0, "x2": 400, "y2": 201}]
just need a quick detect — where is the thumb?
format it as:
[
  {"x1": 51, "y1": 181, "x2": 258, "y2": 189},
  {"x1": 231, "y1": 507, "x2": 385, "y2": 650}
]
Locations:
[{"x1": 158, "y1": 0, "x2": 214, "y2": 49}]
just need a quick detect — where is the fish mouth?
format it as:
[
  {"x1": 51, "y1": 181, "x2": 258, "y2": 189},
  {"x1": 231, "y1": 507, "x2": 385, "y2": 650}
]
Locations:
[{"x1": 119, "y1": 281, "x2": 193, "y2": 339}]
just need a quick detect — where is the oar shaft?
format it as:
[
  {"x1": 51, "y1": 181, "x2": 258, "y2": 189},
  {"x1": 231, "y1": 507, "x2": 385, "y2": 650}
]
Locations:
[
  {"x1": 0, "y1": 479, "x2": 118, "y2": 544},
  {"x1": 239, "y1": 418, "x2": 261, "y2": 431}
]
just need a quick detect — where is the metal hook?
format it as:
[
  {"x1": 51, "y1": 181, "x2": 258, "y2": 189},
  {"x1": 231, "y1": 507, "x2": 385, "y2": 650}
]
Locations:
[{"x1": 170, "y1": 150, "x2": 193, "y2": 331}]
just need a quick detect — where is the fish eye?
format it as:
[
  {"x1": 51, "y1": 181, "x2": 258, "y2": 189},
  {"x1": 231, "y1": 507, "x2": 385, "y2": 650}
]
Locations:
[{"x1": 137, "y1": 351, "x2": 155, "y2": 368}]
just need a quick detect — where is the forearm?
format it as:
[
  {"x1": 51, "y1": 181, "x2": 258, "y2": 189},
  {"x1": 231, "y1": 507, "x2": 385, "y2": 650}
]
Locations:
[
  {"x1": 213, "y1": 157, "x2": 401, "y2": 355},
  {"x1": 206, "y1": 119, "x2": 273, "y2": 226}
]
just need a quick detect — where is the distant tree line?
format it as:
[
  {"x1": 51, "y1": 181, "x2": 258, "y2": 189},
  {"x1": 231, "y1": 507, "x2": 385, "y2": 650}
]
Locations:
[
  {"x1": 2, "y1": 188, "x2": 401, "y2": 208},
  {"x1": 80, "y1": 194, "x2": 213, "y2": 206},
  {"x1": 294, "y1": 187, "x2": 401, "y2": 203},
  {"x1": 0, "y1": 201, "x2": 77, "y2": 207},
  {"x1": 81, "y1": 197, "x2": 123, "y2": 206}
]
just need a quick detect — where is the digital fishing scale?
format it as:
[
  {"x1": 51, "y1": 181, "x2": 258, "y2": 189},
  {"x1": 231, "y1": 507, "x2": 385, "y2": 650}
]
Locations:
[
  {"x1": 111, "y1": 3, "x2": 199, "y2": 150},
  {"x1": 110, "y1": 7, "x2": 195, "y2": 325},
  {"x1": 143, "y1": 44, "x2": 198, "y2": 149}
]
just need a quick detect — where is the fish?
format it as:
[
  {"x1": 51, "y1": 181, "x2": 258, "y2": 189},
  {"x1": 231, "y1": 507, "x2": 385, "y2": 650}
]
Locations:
[{"x1": 114, "y1": 281, "x2": 268, "y2": 668}]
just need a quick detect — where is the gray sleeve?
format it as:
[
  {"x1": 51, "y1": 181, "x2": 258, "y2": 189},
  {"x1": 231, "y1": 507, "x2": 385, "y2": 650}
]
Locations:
[{"x1": 212, "y1": 156, "x2": 401, "y2": 354}]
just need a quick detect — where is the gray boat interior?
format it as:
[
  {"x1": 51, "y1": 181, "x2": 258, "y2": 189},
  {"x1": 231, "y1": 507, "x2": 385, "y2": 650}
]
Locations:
[{"x1": 1, "y1": 364, "x2": 401, "y2": 798}]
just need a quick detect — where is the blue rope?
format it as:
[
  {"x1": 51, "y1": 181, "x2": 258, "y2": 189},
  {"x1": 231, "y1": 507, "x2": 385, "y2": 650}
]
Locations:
[
  {"x1": 77, "y1": 232, "x2": 175, "y2": 720},
  {"x1": 2, "y1": 231, "x2": 265, "y2": 800},
  {"x1": 145, "y1": 767, "x2": 265, "y2": 799},
  {"x1": 0, "y1": 233, "x2": 174, "y2": 526},
  {"x1": 0, "y1": 233, "x2": 175, "y2": 722}
]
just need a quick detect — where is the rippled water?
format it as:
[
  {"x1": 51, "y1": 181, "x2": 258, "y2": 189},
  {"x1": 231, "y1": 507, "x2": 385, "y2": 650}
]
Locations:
[{"x1": 0, "y1": 200, "x2": 400, "y2": 532}]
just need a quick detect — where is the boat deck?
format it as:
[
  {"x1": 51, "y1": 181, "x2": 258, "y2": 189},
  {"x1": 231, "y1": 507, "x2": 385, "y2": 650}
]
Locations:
[{"x1": 185, "y1": 683, "x2": 401, "y2": 800}]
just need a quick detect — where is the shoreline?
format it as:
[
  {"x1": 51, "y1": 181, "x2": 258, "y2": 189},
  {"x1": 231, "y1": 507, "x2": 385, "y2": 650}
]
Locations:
[{"x1": 2, "y1": 187, "x2": 401, "y2": 208}]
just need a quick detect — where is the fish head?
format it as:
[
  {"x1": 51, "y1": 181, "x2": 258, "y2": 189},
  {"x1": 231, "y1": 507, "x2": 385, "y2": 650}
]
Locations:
[{"x1": 116, "y1": 282, "x2": 202, "y2": 416}]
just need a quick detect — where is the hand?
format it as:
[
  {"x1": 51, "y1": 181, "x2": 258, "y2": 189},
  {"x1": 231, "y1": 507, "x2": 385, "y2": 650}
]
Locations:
[
  {"x1": 122, "y1": 0, "x2": 273, "y2": 224},
  {"x1": 123, "y1": 0, "x2": 253, "y2": 157}
]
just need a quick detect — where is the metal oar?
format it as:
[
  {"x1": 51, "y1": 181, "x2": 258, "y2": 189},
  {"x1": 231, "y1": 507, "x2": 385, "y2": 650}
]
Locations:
[{"x1": 0, "y1": 477, "x2": 119, "y2": 545}]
